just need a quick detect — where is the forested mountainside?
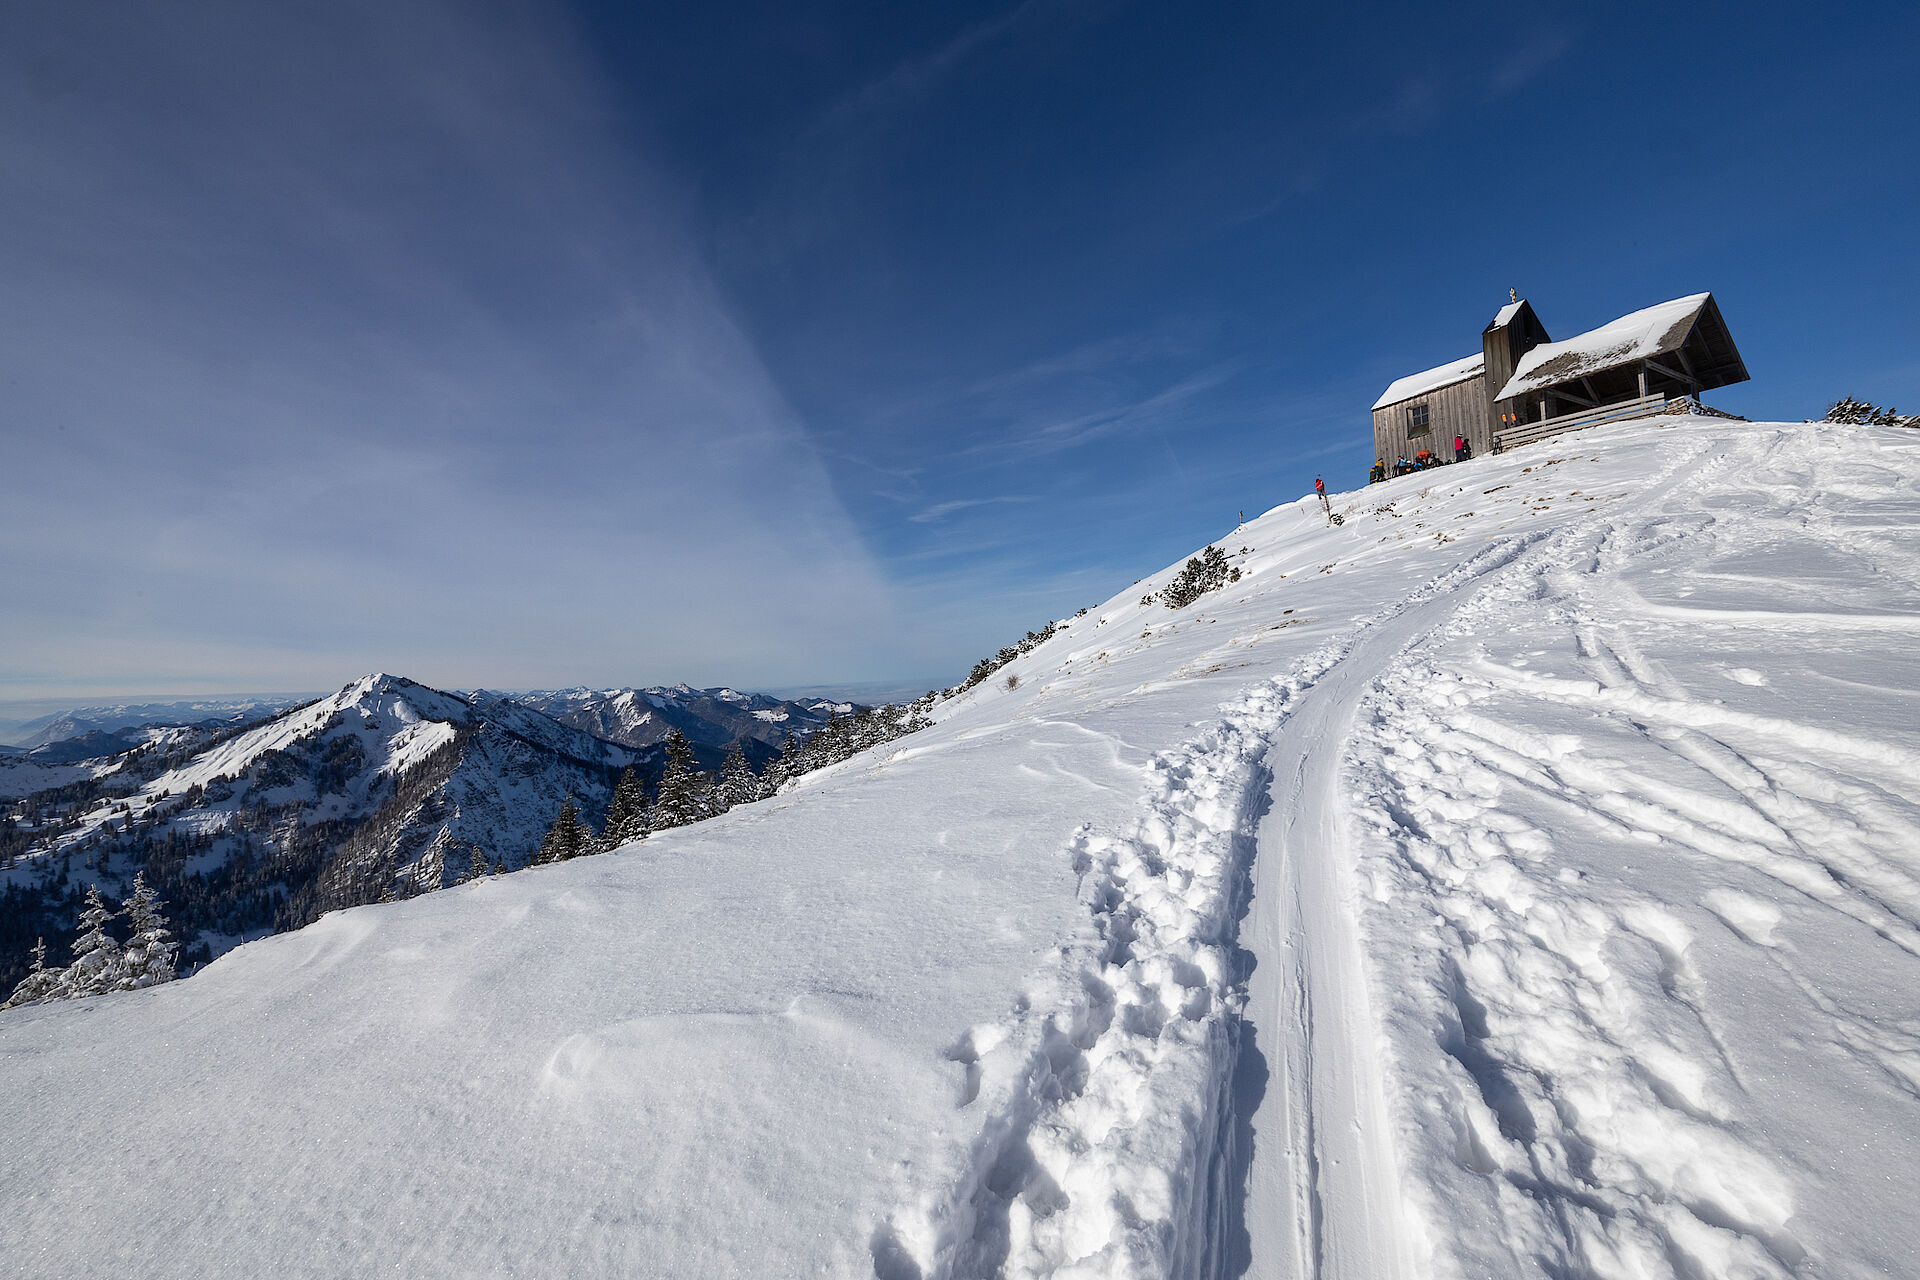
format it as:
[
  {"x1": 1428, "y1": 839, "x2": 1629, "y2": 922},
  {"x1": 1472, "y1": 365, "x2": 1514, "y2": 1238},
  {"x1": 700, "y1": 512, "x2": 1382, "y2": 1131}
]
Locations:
[
  {"x1": 0, "y1": 675, "x2": 630, "y2": 987},
  {"x1": 509, "y1": 685, "x2": 855, "y2": 772},
  {"x1": 0, "y1": 676, "x2": 920, "y2": 992}
]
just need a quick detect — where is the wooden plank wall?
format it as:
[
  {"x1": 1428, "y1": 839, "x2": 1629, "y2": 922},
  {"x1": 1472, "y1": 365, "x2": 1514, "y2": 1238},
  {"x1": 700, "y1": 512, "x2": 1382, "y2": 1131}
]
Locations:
[{"x1": 1371, "y1": 373, "x2": 1488, "y2": 467}]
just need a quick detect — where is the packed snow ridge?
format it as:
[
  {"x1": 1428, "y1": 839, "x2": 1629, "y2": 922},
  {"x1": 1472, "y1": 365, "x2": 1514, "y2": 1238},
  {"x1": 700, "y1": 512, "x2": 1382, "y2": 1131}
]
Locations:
[{"x1": 4, "y1": 413, "x2": 1919, "y2": 1280}]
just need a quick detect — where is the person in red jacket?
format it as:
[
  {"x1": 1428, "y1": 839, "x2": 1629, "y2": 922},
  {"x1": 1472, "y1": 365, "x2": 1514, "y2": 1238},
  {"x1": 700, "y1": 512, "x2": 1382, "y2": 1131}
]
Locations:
[{"x1": 1454, "y1": 434, "x2": 1470, "y2": 462}]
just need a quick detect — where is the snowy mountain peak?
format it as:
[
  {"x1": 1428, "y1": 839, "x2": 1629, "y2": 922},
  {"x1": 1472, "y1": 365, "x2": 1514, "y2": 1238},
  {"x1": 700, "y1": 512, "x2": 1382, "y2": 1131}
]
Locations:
[
  {"x1": 342, "y1": 671, "x2": 396, "y2": 697},
  {"x1": 330, "y1": 672, "x2": 473, "y2": 730}
]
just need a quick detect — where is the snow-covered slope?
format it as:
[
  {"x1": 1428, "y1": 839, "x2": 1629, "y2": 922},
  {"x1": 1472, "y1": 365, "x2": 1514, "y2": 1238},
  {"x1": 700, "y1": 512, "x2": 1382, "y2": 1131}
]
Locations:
[
  {"x1": 0, "y1": 753, "x2": 126, "y2": 802},
  {"x1": 0, "y1": 725, "x2": 212, "y2": 800},
  {"x1": 3, "y1": 415, "x2": 1918, "y2": 1280}
]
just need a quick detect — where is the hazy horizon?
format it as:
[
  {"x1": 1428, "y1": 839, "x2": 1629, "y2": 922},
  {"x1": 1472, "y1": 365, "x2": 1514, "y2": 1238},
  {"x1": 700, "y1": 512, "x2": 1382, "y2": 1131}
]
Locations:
[{"x1": 0, "y1": 673, "x2": 947, "y2": 745}]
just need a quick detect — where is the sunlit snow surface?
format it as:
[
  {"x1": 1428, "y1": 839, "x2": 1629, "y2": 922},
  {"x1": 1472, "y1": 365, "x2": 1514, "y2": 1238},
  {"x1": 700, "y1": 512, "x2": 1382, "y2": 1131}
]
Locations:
[{"x1": 4, "y1": 416, "x2": 1918, "y2": 1279}]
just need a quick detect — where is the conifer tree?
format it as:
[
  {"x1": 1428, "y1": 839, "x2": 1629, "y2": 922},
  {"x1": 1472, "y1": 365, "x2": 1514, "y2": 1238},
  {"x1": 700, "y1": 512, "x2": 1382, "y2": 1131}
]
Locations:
[
  {"x1": 698, "y1": 770, "x2": 723, "y2": 822},
  {"x1": 64, "y1": 884, "x2": 125, "y2": 998},
  {"x1": 720, "y1": 742, "x2": 760, "y2": 809},
  {"x1": 762, "y1": 731, "x2": 799, "y2": 794},
  {"x1": 463, "y1": 845, "x2": 490, "y2": 883},
  {"x1": 567, "y1": 799, "x2": 596, "y2": 858},
  {"x1": 651, "y1": 731, "x2": 704, "y2": 830},
  {"x1": 599, "y1": 766, "x2": 651, "y2": 850},
  {"x1": 788, "y1": 723, "x2": 822, "y2": 778},
  {"x1": 537, "y1": 795, "x2": 590, "y2": 862},
  {"x1": 119, "y1": 873, "x2": 178, "y2": 990},
  {"x1": 2, "y1": 937, "x2": 62, "y2": 1011}
]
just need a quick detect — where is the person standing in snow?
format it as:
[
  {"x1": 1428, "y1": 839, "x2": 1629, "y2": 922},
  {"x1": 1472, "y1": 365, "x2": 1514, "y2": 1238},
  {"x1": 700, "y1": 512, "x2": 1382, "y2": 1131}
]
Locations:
[{"x1": 1454, "y1": 434, "x2": 1470, "y2": 463}]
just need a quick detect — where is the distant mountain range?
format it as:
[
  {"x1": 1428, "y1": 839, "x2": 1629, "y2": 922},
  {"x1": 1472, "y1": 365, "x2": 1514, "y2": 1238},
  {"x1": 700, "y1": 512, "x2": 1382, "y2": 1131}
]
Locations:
[
  {"x1": 0, "y1": 674, "x2": 871, "y2": 991},
  {"x1": 1, "y1": 695, "x2": 313, "y2": 751},
  {"x1": 510, "y1": 685, "x2": 852, "y2": 772}
]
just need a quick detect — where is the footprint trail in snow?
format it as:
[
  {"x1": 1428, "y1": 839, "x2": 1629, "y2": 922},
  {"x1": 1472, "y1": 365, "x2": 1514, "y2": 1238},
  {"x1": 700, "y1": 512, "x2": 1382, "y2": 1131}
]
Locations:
[{"x1": 886, "y1": 418, "x2": 1920, "y2": 1280}]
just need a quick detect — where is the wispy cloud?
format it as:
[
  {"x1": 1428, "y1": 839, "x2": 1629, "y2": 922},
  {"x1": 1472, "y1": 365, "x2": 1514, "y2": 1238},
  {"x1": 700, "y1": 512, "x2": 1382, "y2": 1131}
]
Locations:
[
  {"x1": 816, "y1": 1, "x2": 1047, "y2": 133},
  {"x1": 1486, "y1": 32, "x2": 1574, "y2": 99},
  {"x1": 962, "y1": 328, "x2": 1199, "y2": 397},
  {"x1": 989, "y1": 360, "x2": 1243, "y2": 459},
  {"x1": 1343, "y1": 28, "x2": 1575, "y2": 140},
  {"x1": 1354, "y1": 75, "x2": 1443, "y2": 136},
  {"x1": 714, "y1": 0, "x2": 1096, "y2": 276},
  {"x1": 906, "y1": 495, "x2": 1034, "y2": 523},
  {"x1": 0, "y1": 0, "x2": 908, "y2": 697}
]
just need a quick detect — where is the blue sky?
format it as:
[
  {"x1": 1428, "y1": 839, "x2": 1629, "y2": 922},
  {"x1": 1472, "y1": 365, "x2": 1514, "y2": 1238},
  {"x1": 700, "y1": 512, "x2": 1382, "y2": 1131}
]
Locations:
[{"x1": 2, "y1": 1, "x2": 1915, "y2": 702}]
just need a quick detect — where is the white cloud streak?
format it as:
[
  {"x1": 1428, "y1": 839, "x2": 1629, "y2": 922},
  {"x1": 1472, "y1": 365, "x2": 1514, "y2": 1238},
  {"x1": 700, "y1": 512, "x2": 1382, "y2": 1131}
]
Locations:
[
  {"x1": 0, "y1": 0, "x2": 904, "y2": 698},
  {"x1": 906, "y1": 496, "x2": 1034, "y2": 523}
]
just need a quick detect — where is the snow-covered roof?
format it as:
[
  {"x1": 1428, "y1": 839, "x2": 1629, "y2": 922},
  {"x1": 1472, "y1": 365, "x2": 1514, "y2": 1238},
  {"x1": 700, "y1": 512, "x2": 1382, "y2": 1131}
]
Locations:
[
  {"x1": 1489, "y1": 300, "x2": 1525, "y2": 329},
  {"x1": 1496, "y1": 293, "x2": 1710, "y2": 401},
  {"x1": 1371, "y1": 352, "x2": 1484, "y2": 412}
]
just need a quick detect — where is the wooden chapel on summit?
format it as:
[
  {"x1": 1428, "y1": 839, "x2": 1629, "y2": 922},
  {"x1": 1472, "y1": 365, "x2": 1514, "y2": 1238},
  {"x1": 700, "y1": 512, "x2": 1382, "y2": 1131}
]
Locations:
[{"x1": 1370, "y1": 292, "x2": 1750, "y2": 465}]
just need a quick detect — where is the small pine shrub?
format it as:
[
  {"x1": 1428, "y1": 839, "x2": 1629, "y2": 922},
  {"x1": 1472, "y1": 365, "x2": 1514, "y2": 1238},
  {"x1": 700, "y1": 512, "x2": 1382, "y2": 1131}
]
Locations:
[
  {"x1": 960, "y1": 623, "x2": 1060, "y2": 692},
  {"x1": 1152, "y1": 546, "x2": 1241, "y2": 609},
  {"x1": 1822, "y1": 396, "x2": 1919, "y2": 428}
]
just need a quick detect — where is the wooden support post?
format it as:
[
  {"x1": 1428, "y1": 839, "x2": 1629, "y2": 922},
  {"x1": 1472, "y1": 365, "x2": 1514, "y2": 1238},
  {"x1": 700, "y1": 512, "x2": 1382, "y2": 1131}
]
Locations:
[{"x1": 1638, "y1": 363, "x2": 1648, "y2": 398}]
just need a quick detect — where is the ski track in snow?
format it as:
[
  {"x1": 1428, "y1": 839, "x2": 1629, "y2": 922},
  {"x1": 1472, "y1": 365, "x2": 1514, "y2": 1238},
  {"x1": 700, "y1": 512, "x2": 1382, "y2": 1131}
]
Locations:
[
  {"x1": 873, "y1": 656, "x2": 1321, "y2": 1280},
  {"x1": 884, "y1": 423, "x2": 1920, "y2": 1279},
  {"x1": 874, "y1": 534, "x2": 1554, "y2": 1280}
]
